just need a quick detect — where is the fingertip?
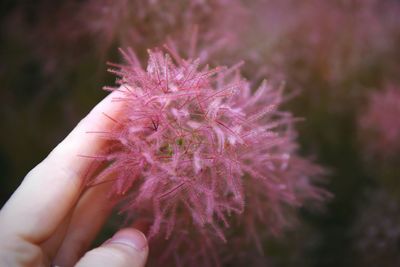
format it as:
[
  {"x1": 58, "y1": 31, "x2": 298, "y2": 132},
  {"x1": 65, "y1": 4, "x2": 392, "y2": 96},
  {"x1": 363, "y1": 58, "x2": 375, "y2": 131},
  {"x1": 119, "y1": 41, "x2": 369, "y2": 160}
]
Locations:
[
  {"x1": 75, "y1": 228, "x2": 148, "y2": 267},
  {"x1": 107, "y1": 228, "x2": 148, "y2": 252}
]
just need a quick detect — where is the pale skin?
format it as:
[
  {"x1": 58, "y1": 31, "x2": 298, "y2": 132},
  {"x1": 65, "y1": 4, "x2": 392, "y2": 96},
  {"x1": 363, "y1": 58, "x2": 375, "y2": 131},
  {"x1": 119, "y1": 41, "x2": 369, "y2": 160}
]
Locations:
[{"x1": 0, "y1": 89, "x2": 149, "y2": 267}]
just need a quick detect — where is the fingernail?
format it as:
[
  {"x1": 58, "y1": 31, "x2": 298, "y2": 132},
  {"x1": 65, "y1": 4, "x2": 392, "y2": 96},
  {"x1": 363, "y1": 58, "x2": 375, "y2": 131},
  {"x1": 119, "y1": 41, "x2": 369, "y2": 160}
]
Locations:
[{"x1": 108, "y1": 229, "x2": 148, "y2": 251}]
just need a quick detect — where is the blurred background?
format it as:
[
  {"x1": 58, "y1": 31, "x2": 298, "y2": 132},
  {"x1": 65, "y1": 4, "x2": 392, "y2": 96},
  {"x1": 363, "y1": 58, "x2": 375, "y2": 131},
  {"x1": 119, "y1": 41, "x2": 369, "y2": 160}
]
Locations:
[{"x1": 1, "y1": 0, "x2": 400, "y2": 266}]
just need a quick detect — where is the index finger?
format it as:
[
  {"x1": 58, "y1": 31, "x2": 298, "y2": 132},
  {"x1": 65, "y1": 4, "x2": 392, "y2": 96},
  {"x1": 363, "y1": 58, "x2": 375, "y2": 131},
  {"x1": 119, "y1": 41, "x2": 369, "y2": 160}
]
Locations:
[{"x1": 0, "y1": 87, "x2": 126, "y2": 244}]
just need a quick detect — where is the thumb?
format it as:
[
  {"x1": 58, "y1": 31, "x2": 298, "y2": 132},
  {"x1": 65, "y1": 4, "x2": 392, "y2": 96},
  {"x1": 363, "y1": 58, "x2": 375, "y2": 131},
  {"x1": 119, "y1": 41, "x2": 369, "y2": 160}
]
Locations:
[{"x1": 75, "y1": 228, "x2": 148, "y2": 267}]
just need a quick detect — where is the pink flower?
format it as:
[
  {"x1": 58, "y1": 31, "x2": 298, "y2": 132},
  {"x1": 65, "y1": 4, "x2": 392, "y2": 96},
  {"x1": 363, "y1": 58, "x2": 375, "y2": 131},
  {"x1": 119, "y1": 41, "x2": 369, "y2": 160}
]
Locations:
[
  {"x1": 85, "y1": 47, "x2": 329, "y2": 266},
  {"x1": 76, "y1": 0, "x2": 245, "y2": 55},
  {"x1": 9, "y1": 0, "x2": 245, "y2": 75},
  {"x1": 359, "y1": 86, "x2": 400, "y2": 159},
  {"x1": 232, "y1": 0, "x2": 400, "y2": 84}
]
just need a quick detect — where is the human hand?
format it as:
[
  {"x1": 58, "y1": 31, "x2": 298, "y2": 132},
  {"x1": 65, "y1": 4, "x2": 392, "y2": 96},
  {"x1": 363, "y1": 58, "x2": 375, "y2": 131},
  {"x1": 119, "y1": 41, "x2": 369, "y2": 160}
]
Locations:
[{"x1": 0, "y1": 90, "x2": 148, "y2": 267}]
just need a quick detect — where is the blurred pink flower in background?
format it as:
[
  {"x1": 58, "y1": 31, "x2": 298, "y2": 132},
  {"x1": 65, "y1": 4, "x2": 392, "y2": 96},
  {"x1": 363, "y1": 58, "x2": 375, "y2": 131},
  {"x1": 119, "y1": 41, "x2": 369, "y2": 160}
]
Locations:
[
  {"x1": 79, "y1": 0, "x2": 245, "y2": 54},
  {"x1": 83, "y1": 47, "x2": 329, "y2": 266},
  {"x1": 4, "y1": 0, "x2": 246, "y2": 76},
  {"x1": 234, "y1": 0, "x2": 400, "y2": 85},
  {"x1": 359, "y1": 86, "x2": 400, "y2": 159}
]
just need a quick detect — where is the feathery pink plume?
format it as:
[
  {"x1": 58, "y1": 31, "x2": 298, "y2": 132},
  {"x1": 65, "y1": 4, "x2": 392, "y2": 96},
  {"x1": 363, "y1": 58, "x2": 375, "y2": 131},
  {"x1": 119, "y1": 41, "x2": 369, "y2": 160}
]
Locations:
[{"x1": 85, "y1": 46, "x2": 329, "y2": 266}]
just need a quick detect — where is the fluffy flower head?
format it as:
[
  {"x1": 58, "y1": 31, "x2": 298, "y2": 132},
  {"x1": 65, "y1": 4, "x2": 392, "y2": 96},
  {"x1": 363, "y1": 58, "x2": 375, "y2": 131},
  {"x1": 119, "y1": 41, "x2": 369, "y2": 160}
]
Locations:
[
  {"x1": 88, "y1": 47, "x2": 299, "y2": 239},
  {"x1": 85, "y1": 47, "x2": 329, "y2": 267}
]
